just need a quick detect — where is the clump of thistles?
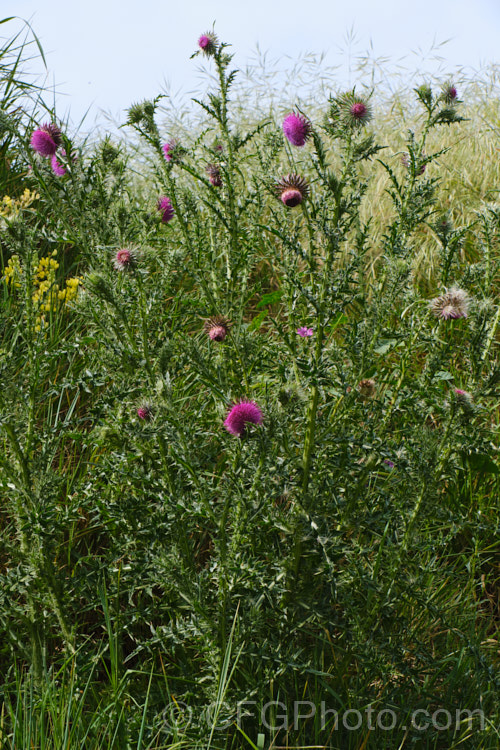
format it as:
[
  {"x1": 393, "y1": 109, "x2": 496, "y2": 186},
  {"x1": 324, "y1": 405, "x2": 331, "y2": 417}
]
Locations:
[
  {"x1": 113, "y1": 247, "x2": 137, "y2": 272},
  {"x1": 157, "y1": 196, "x2": 175, "y2": 223},
  {"x1": 204, "y1": 315, "x2": 232, "y2": 342},
  {"x1": 275, "y1": 174, "x2": 309, "y2": 208},
  {"x1": 358, "y1": 378, "x2": 376, "y2": 399},
  {"x1": 137, "y1": 404, "x2": 153, "y2": 421},
  {"x1": 282, "y1": 112, "x2": 312, "y2": 147},
  {"x1": 198, "y1": 31, "x2": 218, "y2": 56},
  {"x1": 30, "y1": 123, "x2": 62, "y2": 157},
  {"x1": 224, "y1": 401, "x2": 263, "y2": 437},
  {"x1": 430, "y1": 287, "x2": 469, "y2": 320},
  {"x1": 206, "y1": 163, "x2": 222, "y2": 186}
]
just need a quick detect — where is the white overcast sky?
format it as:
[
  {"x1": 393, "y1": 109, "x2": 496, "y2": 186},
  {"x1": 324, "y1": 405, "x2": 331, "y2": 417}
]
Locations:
[{"x1": 5, "y1": 0, "x2": 500, "y2": 129}]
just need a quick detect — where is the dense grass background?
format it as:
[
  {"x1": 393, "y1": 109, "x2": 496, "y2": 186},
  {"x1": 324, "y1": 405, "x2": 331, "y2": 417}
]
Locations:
[{"x1": 0, "y1": 18, "x2": 499, "y2": 750}]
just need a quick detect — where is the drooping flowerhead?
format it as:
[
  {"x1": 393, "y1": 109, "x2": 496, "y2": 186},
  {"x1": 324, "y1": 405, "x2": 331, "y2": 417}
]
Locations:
[
  {"x1": 198, "y1": 31, "x2": 218, "y2": 56},
  {"x1": 358, "y1": 378, "x2": 376, "y2": 398},
  {"x1": 30, "y1": 123, "x2": 62, "y2": 157},
  {"x1": 157, "y1": 196, "x2": 175, "y2": 223},
  {"x1": 204, "y1": 315, "x2": 232, "y2": 342},
  {"x1": 430, "y1": 287, "x2": 469, "y2": 320},
  {"x1": 282, "y1": 112, "x2": 312, "y2": 147},
  {"x1": 224, "y1": 400, "x2": 263, "y2": 437},
  {"x1": 275, "y1": 174, "x2": 309, "y2": 208},
  {"x1": 113, "y1": 247, "x2": 137, "y2": 272},
  {"x1": 206, "y1": 163, "x2": 222, "y2": 186},
  {"x1": 137, "y1": 404, "x2": 153, "y2": 420},
  {"x1": 297, "y1": 326, "x2": 313, "y2": 337}
]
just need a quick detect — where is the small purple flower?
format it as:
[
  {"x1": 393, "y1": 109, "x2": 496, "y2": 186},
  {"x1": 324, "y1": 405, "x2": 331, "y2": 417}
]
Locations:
[
  {"x1": 30, "y1": 123, "x2": 62, "y2": 157},
  {"x1": 51, "y1": 149, "x2": 70, "y2": 176},
  {"x1": 157, "y1": 196, "x2": 174, "y2": 223},
  {"x1": 162, "y1": 141, "x2": 175, "y2": 162},
  {"x1": 282, "y1": 112, "x2": 312, "y2": 147},
  {"x1": 198, "y1": 31, "x2": 218, "y2": 55},
  {"x1": 384, "y1": 459, "x2": 395, "y2": 469},
  {"x1": 224, "y1": 401, "x2": 263, "y2": 437},
  {"x1": 137, "y1": 404, "x2": 153, "y2": 420},
  {"x1": 297, "y1": 327, "x2": 313, "y2": 337},
  {"x1": 113, "y1": 247, "x2": 137, "y2": 271}
]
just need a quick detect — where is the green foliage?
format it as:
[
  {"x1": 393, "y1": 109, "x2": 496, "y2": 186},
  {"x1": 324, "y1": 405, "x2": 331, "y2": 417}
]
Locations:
[{"x1": 0, "y1": 20, "x2": 499, "y2": 750}]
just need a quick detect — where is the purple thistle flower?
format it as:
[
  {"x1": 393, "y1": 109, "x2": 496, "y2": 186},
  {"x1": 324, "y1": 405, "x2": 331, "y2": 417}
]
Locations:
[
  {"x1": 51, "y1": 148, "x2": 70, "y2": 176},
  {"x1": 282, "y1": 112, "x2": 312, "y2": 147},
  {"x1": 137, "y1": 404, "x2": 153, "y2": 420},
  {"x1": 297, "y1": 327, "x2": 313, "y2": 337},
  {"x1": 275, "y1": 174, "x2": 309, "y2": 208},
  {"x1": 30, "y1": 123, "x2": 62, "y2": 157},
  {"x1": 198, "y1": 31, "x2": 218, "y2": 56},
  {"x1": 162, "y1": 141, "x2": 175, "y2": 162},
  {"x1": 157, "y1": 196, "x2": 175, "y2": 223},
  {"x1": 224, "y1": 400, "x2": 263, "y2": 437},
  {"x1": 113, "y1": 247, "x2": 137, "y2": 271},
  {"x1": 204, "y1": 315, "x2": 231, "y2": 341}
]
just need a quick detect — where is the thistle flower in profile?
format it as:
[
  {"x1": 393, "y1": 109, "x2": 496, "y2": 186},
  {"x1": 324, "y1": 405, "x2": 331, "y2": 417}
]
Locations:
[
  {"x1": 137, "y1": 404, "x2": 153, "y2": 421},
  {"x1": 30, "y1": 123, "x2": 62, "y2": 157},
  {"x1": 204, "y1": 315, "x2": 232, "y2": 342},
  {"x1": 297, "y1": 326, "x2": 313, "y2": 337},
  {"x1": 430, "y1": 287, "x2": 469, "y2": 320},
  {"x1": 282, "y1": 112, "x2": 312, "y2": 147},
  {"x1": 162, "y1": 140, "x2": 184, "y2": 164},
  {"x1": 441, "y1": 83, "x2": 458, "y2": 104},
  {"x1": 198, "y1": 31, "x2": 218, "y2": 55},
  {"x1": 206, "y1": 163, "x2": 222, "y2": 186},
  {"x1": 224, "y1": 400, "x2": 263, "y2": 437},
  {"x1": 51, "y1": 152, "x2": 67, "y2": 176},
  {"x1": 358, "y1": 378, "x2": 376, "y2": 398},
  {"x1": 157, "y1": 196, "x2": 174, "y2": 223},
  {"x1": 274, "y1": 174, "x2": 309, "y2": 208},
  {"x1": 113, "y1": 247, "x2": 137, "y2": 272}
]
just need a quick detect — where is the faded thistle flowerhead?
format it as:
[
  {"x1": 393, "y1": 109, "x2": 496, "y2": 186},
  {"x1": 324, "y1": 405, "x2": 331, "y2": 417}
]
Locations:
[
  {"x1": 430, "y1": 287, "x2": 469, "y2": 320},
  {"x1": 30, "y1": 123, "x2": 62, "y2": 157},
  {"x1": 282, "y1": 112, "x2": 312, "y2": 147},
  {"x1": 157, "y1": 196, "x2": 175, "y2": 223},
  {"x1": 113, "y1": 247, "x2": 137, "y2": 272},
  {"x1": 358, "y1": 378, "x2": 376, "y2": 398},
  {"x1": 198, "y1": 31, "x2": 218, "y2": 56},
  {"x1": 401, "y1": 152, "x2": 426, "y2": 176},
  {"x1": 275, "y1": 174, "x2": 309, "y2": 208},
  {"x1": 137, "y1": 404, "x2": 153, "y2": 420},
  {"x1": 206, "y1": 163, "x2": 222, "y2": 186},
  {"x1": 224, "y1": 400, "x2": 263, "y2": 437},
  {"x1": 204, "y1": 315, "x2": 232, "y2": 342}
]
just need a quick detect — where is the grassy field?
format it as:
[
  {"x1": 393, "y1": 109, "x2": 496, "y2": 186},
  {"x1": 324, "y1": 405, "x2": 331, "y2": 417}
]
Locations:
[{"x1": 0, "y1": 20, "x2": 499, "y2": 750}]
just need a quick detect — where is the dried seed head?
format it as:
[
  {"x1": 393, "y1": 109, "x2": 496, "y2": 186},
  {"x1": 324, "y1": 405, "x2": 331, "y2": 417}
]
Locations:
[
  {"x1": 430, "y1": 287, "x2": 470, "y2": 320},
  {"x1": 358, "y1": 378, "x2": 376, "y2": 398},
  {"x1": 206, "y1": 163, "x2": 222, "y2": 186}
]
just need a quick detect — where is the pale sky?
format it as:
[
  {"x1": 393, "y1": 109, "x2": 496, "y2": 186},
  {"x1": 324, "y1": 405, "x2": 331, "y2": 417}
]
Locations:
[{"x1": 5, "y1": 0, "x2": 500, "y2": 129}]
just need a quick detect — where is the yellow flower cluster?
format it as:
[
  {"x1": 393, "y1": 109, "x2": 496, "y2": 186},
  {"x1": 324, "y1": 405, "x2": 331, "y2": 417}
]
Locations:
[
  {"x1": 0, "y1": 189, "x2": 39, "y2": 221},
  {"x1": 2, "y1": 250, "x2": 82, "y2": 332}
]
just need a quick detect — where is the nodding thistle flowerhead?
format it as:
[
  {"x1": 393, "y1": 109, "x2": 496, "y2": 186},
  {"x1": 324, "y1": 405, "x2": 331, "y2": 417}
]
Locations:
[
  {"x1": 282, "y1": 112, "x2": 312, "y2": 147},
  {"x1": 30, "y1": 123, "x2": 62, "y2": 157},
  {"x1": 358, "y1": 378, "x2": 376, "y2": 399},
  {"x1": 297, "y1": 327, "x2": 313, "y2": 337},
  {"x1": 198, "y1": 31, "x2": 218, "y2": 55},
  {"x1": 206, "y1": 163, "x2": 222, "y2": 186},
  {"x1": 113, "y1": 247, "x2": 137, "y2": 272},
  {"x1": 204, "y1": 315, "x2": 232, "y2": 342},
  {"x1": 157, "y1": 196, "x2": 174, "y2": 223},
  {"x1": 430, "y1": 287, "x2": 469, "y2": 320},
  {"x1": 275, "y1": 174, "x2": 309, "y2": 208},
  {"x1": 224, "y1": 400, "x2": 263, "y2": 437},
  {"x1": 137, "y1": 404, "x2": 153, "y2": 421}
]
